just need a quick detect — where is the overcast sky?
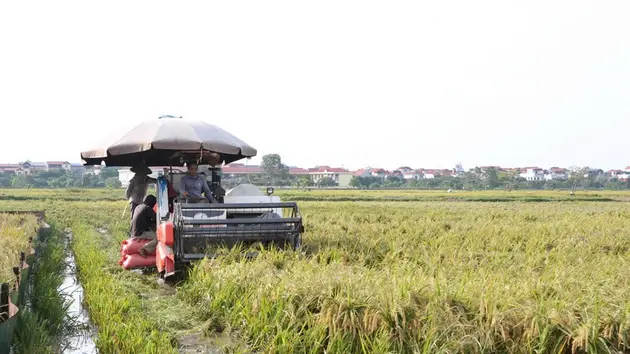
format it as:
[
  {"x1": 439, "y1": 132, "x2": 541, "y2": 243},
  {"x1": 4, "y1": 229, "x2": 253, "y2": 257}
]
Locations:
[{"x1": 1, "y1": 1, "x2": 629, "y2": 171}]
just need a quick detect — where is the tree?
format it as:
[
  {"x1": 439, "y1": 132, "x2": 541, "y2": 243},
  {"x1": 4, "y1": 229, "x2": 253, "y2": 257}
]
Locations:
[
  {"x1": 297, "y1": 175, "x2": 313, "y2": 187},
  {"x1": 485, "y1": 167, "x2": 500, "y2": 189},
  {"x1": 261, "y1": 154, "x2": 282, "y2": 174},
  {"x1": 567, "y1": 167, "x2": 588, "y2": 190},
  {"x1": 0, "y1": 174, "x2": 11, "y2": 187},
  {"x1": 261, "y1": 153, "x2": 289, "y2": 185},
  {"x1": 349, "y1": 176, "x2": 362, "y2": 188},
  {"x1": 350, "y1": 176, "x2": 383, "y2": 189},
  {"x1": 317, "y1": 177, "x2": 337, "y2": 187},
  {"x1": 383, "y1": 175, "x2": 404, "y2": 188},
  {"x1": 100, "y1": 167, "x2": 119, "y2": 179},
  {"x1": 11, "y1": 174, "x2": 34, "y2": 188},
  {"x1": 461, "y1": 171, "x2": 482, "y2": 190},
  {"x1": 105, "y1": 177, "x2": 122, "y2": 188}
]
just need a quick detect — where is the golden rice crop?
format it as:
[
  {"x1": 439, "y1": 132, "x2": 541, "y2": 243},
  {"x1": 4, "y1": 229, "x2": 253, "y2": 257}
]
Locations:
[
  {"x1": 179, "y1": 201, "x2": 630, "y2": 353},
  {"x1": 2, "y1": 190, "x2": 630, "y2": 353},
  {"x1": 0, "y1": 213, "x2": 38, "y2": 282}
]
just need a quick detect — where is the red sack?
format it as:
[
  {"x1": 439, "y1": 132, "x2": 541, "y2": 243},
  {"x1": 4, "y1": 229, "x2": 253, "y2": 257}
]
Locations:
[
  {"x1": 119, "y1": 253, "x2": 156, "y2": 269},
  {"x1": 121, "y1": 238, "x2": 154, "y2": 256}
]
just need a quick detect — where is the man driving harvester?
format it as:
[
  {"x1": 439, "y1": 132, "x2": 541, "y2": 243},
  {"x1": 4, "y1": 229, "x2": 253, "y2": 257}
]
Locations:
[{"x1": 180, "y1": 161, "x2": 214, "y2": 203}]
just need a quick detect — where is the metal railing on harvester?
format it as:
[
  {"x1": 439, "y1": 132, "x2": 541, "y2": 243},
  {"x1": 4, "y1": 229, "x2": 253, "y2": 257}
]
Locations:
[{"x1": 172, "y1": 202, "x2": 304, "y2": 261}]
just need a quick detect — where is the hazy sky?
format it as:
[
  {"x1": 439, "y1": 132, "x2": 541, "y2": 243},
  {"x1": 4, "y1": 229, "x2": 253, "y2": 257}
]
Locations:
[{"x1": 1, "y1": 1, "x2": 629, "y2": 171}]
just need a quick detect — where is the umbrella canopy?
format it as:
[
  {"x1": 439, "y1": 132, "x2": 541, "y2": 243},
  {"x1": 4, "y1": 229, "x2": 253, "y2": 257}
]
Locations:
[{"x1": 80, "y1": 116, "x2": 257, "y2": 166}]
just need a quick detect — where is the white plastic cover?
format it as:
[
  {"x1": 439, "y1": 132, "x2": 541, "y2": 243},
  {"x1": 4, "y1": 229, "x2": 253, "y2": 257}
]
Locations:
[{"x1": 226, "y1": 183, "x2": 265, "y2": 197}]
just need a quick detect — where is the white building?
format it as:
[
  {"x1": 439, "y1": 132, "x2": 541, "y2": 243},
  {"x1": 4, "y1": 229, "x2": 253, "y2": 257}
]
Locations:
[
  {"x1": 370, "y1": 168, "x2": 388, "y2": 178},
  {"x1": 45, "y1": 161, "x2": 72, "y2": 172},
  {"x1": 402, "y1": 171, "x2": 420, "y2": 180},
  {"x1": 545, "y1": 168, "x2": 568, "y2": 181},
  {"x1": 520, "y1": 168, "x2": 545, "y2": 181},
  {"x1": 609, "y1": 170, "x2": 629, "y2": 181},
  {"x1": 353, "y1": 167, "x2": 388, "y2": 179},
  {"x1": 84, "y1": 165, "x2": 102, "y2": 176},
  {"x1": 308, "y1": 166, "x2": 353, "y2": 187}
]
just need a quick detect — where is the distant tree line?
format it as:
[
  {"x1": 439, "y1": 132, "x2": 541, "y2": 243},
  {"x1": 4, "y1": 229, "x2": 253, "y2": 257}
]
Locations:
[
  {"x1": 225, "y1": 161, "x2": 630, "y2": 190},
  {"x1": 2, "y1": 160, "x2": 628, "y2": 191},
  {"x1": 0, "y1": 168, "x2": 121, "y2": 189},
  {"x1": 350, "y1": 167, "x2": 630, "y2": 190}
]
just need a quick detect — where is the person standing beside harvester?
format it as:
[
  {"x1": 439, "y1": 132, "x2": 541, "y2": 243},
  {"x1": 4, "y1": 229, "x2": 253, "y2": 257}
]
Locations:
[{"x1": 125, "y1": 165, "x2": 157, "y2": 218}]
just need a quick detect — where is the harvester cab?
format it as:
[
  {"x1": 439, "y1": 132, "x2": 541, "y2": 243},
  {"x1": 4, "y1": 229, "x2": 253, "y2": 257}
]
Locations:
[{"x1": 153, "y1": 166, "x2": 304, "y2": 279}]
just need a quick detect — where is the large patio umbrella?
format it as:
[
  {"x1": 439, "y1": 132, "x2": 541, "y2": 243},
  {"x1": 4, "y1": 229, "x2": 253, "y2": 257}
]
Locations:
[{"x1": 80, "y1": 116, "x2": 257, "y2": 166}]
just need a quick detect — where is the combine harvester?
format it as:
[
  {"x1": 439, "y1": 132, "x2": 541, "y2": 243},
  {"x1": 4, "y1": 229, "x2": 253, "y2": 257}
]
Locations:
[{"x1": 80, "y1": 115, "x2": 304, "y2": 281}]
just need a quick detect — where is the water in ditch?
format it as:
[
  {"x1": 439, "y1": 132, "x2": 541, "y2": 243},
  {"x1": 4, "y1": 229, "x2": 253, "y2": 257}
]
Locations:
[{"x1": 59, "y1": 229, "x2": 98, "y2": 353}]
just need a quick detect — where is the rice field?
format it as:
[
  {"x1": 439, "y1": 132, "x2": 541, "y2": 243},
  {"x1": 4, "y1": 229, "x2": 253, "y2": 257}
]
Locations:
[
  {"x1": 177, "y1": 201, "x2": 630, "y2": 353},
  {"x1": 1, "y1": 189, "x2": 629, "y2": 353},
  {"x1": 0, "y1": 213, "x2": 38, "y2": 282}
]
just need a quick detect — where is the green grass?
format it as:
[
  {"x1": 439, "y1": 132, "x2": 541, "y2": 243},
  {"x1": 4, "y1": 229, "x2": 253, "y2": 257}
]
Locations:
[
  {"x1": 1, "y1": 190, "x2": 629, "y2": 353},
  {"x1": 65, "y1": 202, "x2": 245, "y2": 353},
  {"x1": 12, "y1": 223, "x2": 76, "y2": 353},
  {"x1": 71, "y1": 222, "x2": 177, "y2": 353}
]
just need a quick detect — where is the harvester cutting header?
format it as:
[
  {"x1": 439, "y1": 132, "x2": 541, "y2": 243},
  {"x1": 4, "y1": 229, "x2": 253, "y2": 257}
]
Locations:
[{"x1": 80, "y1": 115, "x2": 304, "y2": 280}]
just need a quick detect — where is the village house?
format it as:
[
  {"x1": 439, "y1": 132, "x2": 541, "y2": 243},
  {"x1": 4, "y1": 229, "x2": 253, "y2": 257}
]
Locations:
[
  {"x1": 520, "y1": 167, "x2": 545, "y2": 181},
  {"x1": 288, "y1": 167, "x2": 310, "y2": 176},
  {"x1": 439, "y1": 169, "x2": 455, "y2": 177},
  {"x1": 608, "y1": 169, "x2": 629, "y2": 181},
  {"x1": 417, "y1": 168, "x2": 453, "y2": 179},
  {"x1": 7, "y1": 161, "x2": 77, "y2": 174},
  {"x1": 388, "y1": 167, "x2": 420, "y2": 180},
  {"x1": 545, "y1": 167, "x2": 568, "y2": 181},
  {"x1": 308, "y1": 166, "x2": 353, "y2": 187},
  {"x1": 83, "y1": 165, "x2": 102, "y2": 176},
  {"x1": 0, "y1": 164, "x2": 22, "y2": 174},
  {"x1": 222, "y1": 164, "x2": 263, "y2": 176},
  {"x1": 353, "y1": 168, "x2": 371, "y2": 178},
  {"x1": 402, "y1": 170, "x2": 420, "y2": 180},
  {"x1": 583, "y1": 168, "x2": 604, "y2": 178},
  {"x1": 369, "y1": 168, "x2": 388, "y2": 178},
  {"x1": 117, "y1": 163, "x2": 354, "y2": 188},
  {"x1": 19, "y1": 161, "x2": 47, "y2": 174},
  {"x1": 352, "y1": 167, "x2": 389, "y2": 179},
  {"x1": 46, "y1": 161, "x2": 72, "y2": 172}
]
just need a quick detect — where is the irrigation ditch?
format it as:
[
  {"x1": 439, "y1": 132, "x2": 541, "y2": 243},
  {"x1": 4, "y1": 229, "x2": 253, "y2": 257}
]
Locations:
[
  {"x1": 0, "y1": 211, "x2": 97, "y2": 354},
  {"x1": 60, "y1": 229, "x2": 98, "y2": 354}
]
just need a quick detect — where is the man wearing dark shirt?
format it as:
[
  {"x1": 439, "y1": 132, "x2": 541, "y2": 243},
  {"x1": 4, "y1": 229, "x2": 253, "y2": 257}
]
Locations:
[{"x1": 131, "y1": 195, "x2": 158, "y2": 257}]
